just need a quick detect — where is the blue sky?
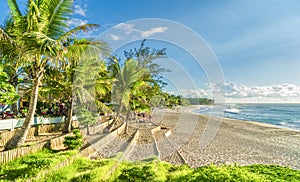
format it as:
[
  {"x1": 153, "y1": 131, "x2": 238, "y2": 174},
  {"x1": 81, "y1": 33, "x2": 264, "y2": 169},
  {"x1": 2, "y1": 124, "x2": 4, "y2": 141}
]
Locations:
[{"x1": 1, "y1": 0, "x2": 300, "y2": 102}]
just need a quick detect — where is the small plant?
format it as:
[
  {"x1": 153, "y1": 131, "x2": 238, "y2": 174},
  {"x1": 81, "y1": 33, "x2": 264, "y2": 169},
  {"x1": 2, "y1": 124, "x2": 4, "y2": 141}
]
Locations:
[
  {"x1": 117, "y1": 165, "x2": 158, "y2": 182},
  {"x1": 63, "y1": 129, "x2": 83, "y2": 150},
  {"x1": 22, "y1": 157, "x2": 52, "y2": 169}
]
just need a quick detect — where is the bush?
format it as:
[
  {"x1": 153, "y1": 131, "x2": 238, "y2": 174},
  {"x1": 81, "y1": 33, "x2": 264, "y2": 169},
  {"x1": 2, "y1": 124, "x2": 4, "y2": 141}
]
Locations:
[
  {"x1": 22, "y1": 157, "x2": 53, "y2": 169},
  {"x1": 63, "y1": 129, "x2": 83, "y2": 150},
  {"x1": 117, "y1": 165, "x2": 158, "y2": 182}
]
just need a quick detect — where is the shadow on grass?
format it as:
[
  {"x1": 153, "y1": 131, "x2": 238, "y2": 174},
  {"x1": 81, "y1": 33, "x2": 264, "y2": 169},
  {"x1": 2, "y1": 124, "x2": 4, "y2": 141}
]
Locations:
[{"x1": 0, "y1": 167, "x2": 36, "y2": 181}]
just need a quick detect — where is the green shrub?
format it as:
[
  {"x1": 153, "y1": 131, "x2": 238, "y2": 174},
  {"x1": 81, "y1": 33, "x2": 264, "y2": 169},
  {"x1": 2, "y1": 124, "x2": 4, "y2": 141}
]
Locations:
[
  {"x1": 244, "y1": 164, "x2": 300, "y2": 181},
  {"x1": 117, "y1": 165, "x2": 158, "y2": 182},
  {"x1": 22, "y1": 157, "x2": 53, "y2": 169},
  {"x1": 63, "y1": 129, "x2": 83, "y2": 150}
]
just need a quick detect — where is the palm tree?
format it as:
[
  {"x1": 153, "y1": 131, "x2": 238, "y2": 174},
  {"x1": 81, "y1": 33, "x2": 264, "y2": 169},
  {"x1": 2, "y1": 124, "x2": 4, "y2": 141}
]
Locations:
[
  {"x1": 2, "y1": 0, "x2": 107, "y2": 150},
  {"x1": 95, "y1": 61, "x2": 113, "y2": 114},
  {"x1": 37, "y1": 40, "x2": 110, "y2": 133},
  {"x1": 69, "y1": 57, "x2": 112, "y2": 133},
  {"x1": 110, "y1": 58, "x2": 150, "y2": 132},
  {"x1": 60, "y1": 39, "x2": 110, "y2": 133},
  {"x1": 106, "y1": 41, "x2": 168, "y2": 132}
]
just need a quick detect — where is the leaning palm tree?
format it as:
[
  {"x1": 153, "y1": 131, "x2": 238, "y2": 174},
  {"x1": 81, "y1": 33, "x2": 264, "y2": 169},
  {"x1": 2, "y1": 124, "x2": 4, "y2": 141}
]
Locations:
[
  {"x1": 2, "y1": 0, "x2": 107, "y2": 150},
  {"x1": 110, "y1": 58, "x2": 150, "y2": 132}
]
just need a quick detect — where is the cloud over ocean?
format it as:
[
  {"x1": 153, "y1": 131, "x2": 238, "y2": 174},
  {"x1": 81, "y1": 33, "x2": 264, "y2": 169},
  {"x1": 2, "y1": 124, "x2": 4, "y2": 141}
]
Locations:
[{"x1": 181, "y1": 83, "x2": 300, "y2": 103}]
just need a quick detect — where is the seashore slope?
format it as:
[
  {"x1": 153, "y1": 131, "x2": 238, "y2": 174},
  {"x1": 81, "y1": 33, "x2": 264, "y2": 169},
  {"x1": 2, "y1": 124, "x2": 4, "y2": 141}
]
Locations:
[{"x1": 153, "y1": 105, "x2": 300, "y2": 169}]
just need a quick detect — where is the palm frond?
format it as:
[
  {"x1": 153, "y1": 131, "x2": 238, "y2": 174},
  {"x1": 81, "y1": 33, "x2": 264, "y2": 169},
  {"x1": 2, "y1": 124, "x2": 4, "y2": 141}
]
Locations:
[
  {"x1": 26, "y1": 0, "x2": 41, "y2": 31},
  {"x1": 7, "y1": 0, "x2": 22, "y2": 21},
  {"x1": 40, "y1": 0, "x2": 73, "y2": 37},
  {"x1": 95, "y1": 100, "x2": 112, "y2": 113},
  {"x1": 0, "y1": 28, "x2": 15, "y2": 45},
  {"x1": 66, "y1": 38, "x2": 110, "y2": 60},
  {"x1": 60, "y1": 24, "x2": 100, "y2": 41}
]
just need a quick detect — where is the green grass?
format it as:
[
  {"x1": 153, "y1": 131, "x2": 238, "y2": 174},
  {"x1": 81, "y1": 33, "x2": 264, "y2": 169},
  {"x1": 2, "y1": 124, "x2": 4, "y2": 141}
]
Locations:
[
  {"x1": 39, "y1": 157, "x2": 300, "y2": 182},
  {"x1": 1, "y1": 150, "x2": 300, "y2": 182},
  {"x1": 38, "y1": 157, "x2": 118, "y2": 182},
  {"x1": 0, "y1": 148, "x2": 77, "y2": 181}
]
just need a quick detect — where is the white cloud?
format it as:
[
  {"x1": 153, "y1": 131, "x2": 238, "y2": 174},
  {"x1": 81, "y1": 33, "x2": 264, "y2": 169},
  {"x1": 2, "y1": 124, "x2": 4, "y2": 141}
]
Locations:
[
  {"x1": 74, "y1": 4, "x2": 86, "y2": 17},
  {"x1": 67, "y1": 18, "x2": 88, "y2": 27},
  {"x1": 180, "y1": 88, "x2": 212, "y2": 98},
  {"x1": 110, "y1": 23, "x2": 168, "y2": 41},
  {"x1": 180, "y1": 82, "x2": 300, "y2": 103},
  {"x1": 109, "y1": 34, "x2": 121, "y2": 41},
  {"x1": 114, "y1": 23, "x2": 136, "y2": 35},
  {"x1": 141, "y1": 27, "x2": 168, "y2": 38}
]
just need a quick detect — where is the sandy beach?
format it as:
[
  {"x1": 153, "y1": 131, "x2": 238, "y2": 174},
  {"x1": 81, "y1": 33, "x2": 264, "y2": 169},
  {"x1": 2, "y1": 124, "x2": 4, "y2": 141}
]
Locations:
[
  {"x1": 90, "y1": 105, "x2": 300, "y2": 169},
  {"x1": 151, "y1": 106, "x2": 300, "y2": 169}
]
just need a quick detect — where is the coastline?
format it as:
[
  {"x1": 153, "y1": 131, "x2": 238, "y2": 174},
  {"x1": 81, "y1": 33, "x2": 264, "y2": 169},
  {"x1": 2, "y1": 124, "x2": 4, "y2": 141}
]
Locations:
[
  {"x1": 186, "y1": 105, "x2": 300, "y2": 132},
  {"x1": 154, "y1": 106, "x2": 300, "y2": 169}
]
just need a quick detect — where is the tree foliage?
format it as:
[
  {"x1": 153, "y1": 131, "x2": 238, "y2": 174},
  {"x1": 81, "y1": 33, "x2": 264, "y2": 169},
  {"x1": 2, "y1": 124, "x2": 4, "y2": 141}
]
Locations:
[
  {"x1": 0, "y1": 65, "x2": 19, "y2": 105},
  {"x1": 1, "y1": 0, "x2": 108, "y2": 149},
  {"x1": 183, "y1": 98, "x2": 215, "y2": 105}
]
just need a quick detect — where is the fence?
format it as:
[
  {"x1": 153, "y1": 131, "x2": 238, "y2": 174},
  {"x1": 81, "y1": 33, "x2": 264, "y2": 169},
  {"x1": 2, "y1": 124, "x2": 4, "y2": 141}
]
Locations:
[
  {"x1": 0, "y1": 141, "x2": 47, "y2": 164},
  {"x1": 0, "y1": 123, "x2": 64, "y2": 149},
  {"x1": 0, "y1": 133, "x2": 73, "y2": 164},
  {"x1": 0, "y1": 116, "x2": 65, "y2": 131}
]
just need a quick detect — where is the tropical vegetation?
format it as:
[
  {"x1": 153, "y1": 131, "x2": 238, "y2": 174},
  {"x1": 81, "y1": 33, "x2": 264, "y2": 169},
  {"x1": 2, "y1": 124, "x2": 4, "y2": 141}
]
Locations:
[
  {"x1": 0, "y1": 149, "x2": 299, "y2": 181},
  {"x1": 0, "y1": 0, "x2": 108, "y2": 149},
  {"x1": 0, "y1": 0, "x2": 181, "y2": 150},
  {"x1": 183, "y1": 97, "x2": 215, "y2": 105}
]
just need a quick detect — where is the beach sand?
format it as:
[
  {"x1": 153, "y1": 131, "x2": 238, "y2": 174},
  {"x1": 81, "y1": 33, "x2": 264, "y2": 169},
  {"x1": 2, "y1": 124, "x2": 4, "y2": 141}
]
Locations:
[{"x1": 152, "y1": 106, "x2": 300, "y2": 169}]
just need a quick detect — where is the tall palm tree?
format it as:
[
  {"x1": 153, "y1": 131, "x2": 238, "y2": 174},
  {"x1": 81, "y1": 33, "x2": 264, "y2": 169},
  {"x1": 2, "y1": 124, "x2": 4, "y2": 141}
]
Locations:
[
  {"x1": 2, "y1": 0, "x2": 107, "y2": 150},
  {"x1": 110, "y1": 58, "x2": 150, "y2": 132}
]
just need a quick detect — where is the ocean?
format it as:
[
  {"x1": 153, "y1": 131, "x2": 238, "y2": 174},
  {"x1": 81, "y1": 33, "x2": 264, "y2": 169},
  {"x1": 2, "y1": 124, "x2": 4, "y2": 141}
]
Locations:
[{"x1": 195, "y1": 103, "x2": 300, "y2": 131}]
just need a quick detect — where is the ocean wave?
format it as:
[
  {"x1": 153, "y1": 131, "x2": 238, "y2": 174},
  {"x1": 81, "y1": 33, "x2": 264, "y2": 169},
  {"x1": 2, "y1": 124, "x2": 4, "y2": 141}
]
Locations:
[
  {"x1": 198, "y1": 104, "x2": 300, "y2": 130},
  {"x1": 279, "y1": 121, "x2": 287, "y2": 126},
  {"x1": 277, "y1": 121, "x2": 300, "y2": 129},
  {"x1": 269, "y1": 108, "x2": 296, "y2": 112}
]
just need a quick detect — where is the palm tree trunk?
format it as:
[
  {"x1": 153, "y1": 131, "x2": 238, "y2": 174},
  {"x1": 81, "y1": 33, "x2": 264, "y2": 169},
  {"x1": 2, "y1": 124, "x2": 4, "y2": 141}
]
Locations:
[
  {"x1": 63, "y1": 98, "x2": 73, "y2": 133},
  {"x1": 115, "y1": 99, "x2": 123, "y2": 120},
  {"x1": 12, "y1": 102, "x2": 18, "y2": 117},
  {"x1": 5, "y1": 72, "x2": 42, "y2": 150},
  {"x1": 87, "y1": 124, "x2": 90, "y2": 135},
  {"x1": 9, "y1": 72, "x2": 19, "y2": 117},
  {"x1": 125, "y1": 110, "x2": 130, "y2": 134}
]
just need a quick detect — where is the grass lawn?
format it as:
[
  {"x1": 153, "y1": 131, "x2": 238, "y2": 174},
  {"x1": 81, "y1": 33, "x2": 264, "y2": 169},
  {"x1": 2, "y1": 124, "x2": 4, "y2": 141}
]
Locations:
[
  {"x1": 0, "y1": 150, "x2": 299, "y2": 182},
  {"x1": 0, "y1": 149, "x2": 77, "y2": 181}
]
